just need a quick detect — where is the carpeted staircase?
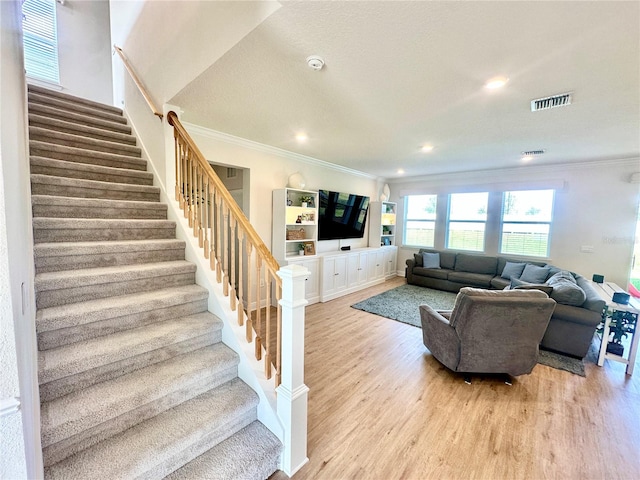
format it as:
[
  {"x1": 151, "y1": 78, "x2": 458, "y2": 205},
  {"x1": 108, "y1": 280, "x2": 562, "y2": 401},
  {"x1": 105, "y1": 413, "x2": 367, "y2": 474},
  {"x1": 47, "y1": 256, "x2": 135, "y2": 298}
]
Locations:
[{"x1": 27, "y1": 84, "x2": 282, "y2": 479}]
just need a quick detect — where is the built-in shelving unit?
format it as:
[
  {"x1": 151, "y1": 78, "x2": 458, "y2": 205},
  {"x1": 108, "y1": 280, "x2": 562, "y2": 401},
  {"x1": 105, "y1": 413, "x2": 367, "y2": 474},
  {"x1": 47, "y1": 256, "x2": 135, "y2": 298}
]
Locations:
[
  {"x1": 273, "y1": 188, "x2": 319, "y2": 261},
  {"x1": 368, "y1": 201, "x2": 397, "y2": 247},
  {"x1": 272, "y1": 188, "x2": 321, "y2": 303}
]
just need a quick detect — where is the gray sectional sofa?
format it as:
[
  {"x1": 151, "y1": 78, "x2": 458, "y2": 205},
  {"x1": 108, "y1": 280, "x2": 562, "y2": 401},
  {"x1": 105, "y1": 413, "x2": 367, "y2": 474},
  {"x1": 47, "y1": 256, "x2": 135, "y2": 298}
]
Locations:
[{"x1": 406, "y1": 248, "x2": 606, "y2": 359}]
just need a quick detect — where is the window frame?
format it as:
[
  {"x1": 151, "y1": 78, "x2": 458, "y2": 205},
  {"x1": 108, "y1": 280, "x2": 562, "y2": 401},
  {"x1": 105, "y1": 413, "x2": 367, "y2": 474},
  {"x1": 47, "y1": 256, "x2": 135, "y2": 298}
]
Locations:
[
  {"x1": 403, "y1": 194, "x2": 437, "y2": 248},
  {"x1": 22, "y1": 0, "x2": 60, "y2": 85},
  {"x1": 499, "y1": 189, "x2": 555, "y2": 258},
  {"x1": 445, "y1": 192, "x2": 489, "y2": 252}
]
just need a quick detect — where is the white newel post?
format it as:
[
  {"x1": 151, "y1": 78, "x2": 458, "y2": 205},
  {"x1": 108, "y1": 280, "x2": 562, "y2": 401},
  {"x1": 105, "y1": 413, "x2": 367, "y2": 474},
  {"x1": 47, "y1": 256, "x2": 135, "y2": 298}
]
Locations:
[{"x1": 276, "y1": 264, "x2": 310, "y2": 476}]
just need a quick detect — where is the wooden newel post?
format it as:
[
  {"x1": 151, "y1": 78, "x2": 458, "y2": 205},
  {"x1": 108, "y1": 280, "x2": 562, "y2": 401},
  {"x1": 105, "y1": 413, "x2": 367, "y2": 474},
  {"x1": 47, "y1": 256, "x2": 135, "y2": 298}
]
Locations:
[{"x1": 276, "y1": 264, "x2": 309, "y2": 476}]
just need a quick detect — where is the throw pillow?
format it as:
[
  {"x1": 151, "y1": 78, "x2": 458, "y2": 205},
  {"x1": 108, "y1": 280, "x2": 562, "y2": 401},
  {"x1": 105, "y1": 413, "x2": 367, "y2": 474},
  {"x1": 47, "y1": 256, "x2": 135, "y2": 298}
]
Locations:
[
  {"x1": 547, "y1": 271, "x2": 586, "y2": 306},
  {"x1": 413, "y1": 253, "x2": 423, "y2": 267},
  {"x1": 510, "y1": 276, "x2": 553, "y2": 296},
  {"x1": 422, "y1": 252, "x2": 441, "y2": 269},
  {"x1": 501, "y1": 261, "x2": 527, "y2": 280},
  {"x1": 520, "y1": 264, "x2": 550, "y2": 283}
]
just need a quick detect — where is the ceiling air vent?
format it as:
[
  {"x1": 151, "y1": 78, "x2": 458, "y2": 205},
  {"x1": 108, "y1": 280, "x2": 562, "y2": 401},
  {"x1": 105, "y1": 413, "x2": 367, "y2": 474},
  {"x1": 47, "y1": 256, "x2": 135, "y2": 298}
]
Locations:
[
  {"x1": 531, "y1": 93, "x2": 572, "y2": 112},
  {"x1": 521, "y1": 149, "x2": 545, "y2": 156}
]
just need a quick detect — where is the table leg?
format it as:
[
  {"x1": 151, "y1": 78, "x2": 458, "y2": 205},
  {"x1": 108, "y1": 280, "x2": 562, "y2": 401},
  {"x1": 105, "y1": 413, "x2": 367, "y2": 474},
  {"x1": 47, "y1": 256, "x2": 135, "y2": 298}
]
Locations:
[
  {"x1": 625, "y1": 314, "x2": 639, "y2": 375},
  {"x1": 597, "y1": 316, "x2": 612, "y2": 367}
]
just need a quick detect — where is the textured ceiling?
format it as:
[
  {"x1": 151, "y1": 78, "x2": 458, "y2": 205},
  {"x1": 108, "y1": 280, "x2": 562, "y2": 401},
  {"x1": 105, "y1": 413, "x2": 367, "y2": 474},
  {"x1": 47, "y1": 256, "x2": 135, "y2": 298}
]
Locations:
[{"x1": 171, "y1": 1, "x2": 640, "y2": 179}]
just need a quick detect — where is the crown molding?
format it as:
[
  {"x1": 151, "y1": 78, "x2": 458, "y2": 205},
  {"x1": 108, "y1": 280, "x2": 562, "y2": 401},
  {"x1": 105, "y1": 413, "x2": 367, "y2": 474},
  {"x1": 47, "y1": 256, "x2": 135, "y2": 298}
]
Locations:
[
  {"x1": 386, "y1": 156, "x2": 640, "y2": 185},
  {"x1": 182, "y1": 122, "x2": 378, "y2": 180}
]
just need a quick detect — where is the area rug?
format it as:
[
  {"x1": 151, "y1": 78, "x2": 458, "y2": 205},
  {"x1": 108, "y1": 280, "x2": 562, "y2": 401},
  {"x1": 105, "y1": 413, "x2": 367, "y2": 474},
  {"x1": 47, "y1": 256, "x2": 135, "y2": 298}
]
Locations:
[
  {"x1": 352, "y1": 284, "x2": 599, "y2": 376},
  {"x1": 351, "y1": 284, "x2": 457, "y2": 328}
]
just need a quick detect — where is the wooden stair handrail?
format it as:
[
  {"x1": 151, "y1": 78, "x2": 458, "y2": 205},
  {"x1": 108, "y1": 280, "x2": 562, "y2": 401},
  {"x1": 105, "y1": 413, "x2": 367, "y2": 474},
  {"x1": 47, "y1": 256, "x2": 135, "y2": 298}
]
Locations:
[
  {"x1": 113, "y1": 45, "x2": 163, "y2": 121},
  {"x1": 167, "y1": 111, "x2": 281, "y2": 277}
]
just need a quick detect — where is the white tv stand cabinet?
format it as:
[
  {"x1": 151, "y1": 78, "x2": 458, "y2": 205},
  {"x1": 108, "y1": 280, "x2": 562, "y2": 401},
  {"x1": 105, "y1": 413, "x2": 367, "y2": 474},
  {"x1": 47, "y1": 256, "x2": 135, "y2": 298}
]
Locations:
[{"x1": 319, "y1": 246, "x2": 398, "y2": 303}]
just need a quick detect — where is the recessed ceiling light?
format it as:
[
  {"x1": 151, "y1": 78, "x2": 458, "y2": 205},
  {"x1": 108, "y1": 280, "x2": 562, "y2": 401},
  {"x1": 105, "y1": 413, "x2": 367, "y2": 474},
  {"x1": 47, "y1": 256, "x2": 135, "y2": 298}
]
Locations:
[
  {"x1": 421, "y1": 144, "x2": 434, "y2": 153},
  {"x1": 295, "y1": 133, "x2": 308, "y2": 142},
  {"x1": 521, "y1": 155, "x2": 533, "y2": 162},
  {"x1": 397, "y1": 169, "x2": 405, "y2": 175},
  {"x1": 485, "y1": 76, "x2": 509, "y2": 89}
]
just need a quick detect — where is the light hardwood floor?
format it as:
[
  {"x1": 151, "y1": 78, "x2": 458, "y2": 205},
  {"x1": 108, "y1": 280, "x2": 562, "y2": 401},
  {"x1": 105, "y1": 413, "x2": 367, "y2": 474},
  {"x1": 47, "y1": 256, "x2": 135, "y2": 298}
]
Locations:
[{"x1": 272, "y1": 276, "x2": 640, "y2": 480}]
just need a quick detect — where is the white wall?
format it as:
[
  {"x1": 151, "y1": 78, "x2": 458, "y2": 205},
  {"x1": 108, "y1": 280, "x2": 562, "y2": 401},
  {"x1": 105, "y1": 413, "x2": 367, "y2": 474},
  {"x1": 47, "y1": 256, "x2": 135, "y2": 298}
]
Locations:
[
  {"x1": 0, "y1": 0, "x2": 42, "y2": 477},
  {"x1": 390, "y1": 159, "x2": 640, "y2": 287},
  {"x1": 185, "y1": 125, "x2": 380, "y2": 255},
  {"x1": 109, "y1": 0, "x2": 280, "y2": 109},
  {"x1": 52, "y1": 0, "x2": 113, "y2": 104}
]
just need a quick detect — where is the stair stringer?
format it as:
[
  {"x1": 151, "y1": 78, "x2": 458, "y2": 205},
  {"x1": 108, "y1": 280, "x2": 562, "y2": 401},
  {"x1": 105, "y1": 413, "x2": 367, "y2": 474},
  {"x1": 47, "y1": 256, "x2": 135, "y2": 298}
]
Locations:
[{"x1": 124, "y1": 112, "x2": 286, "y2": 457}]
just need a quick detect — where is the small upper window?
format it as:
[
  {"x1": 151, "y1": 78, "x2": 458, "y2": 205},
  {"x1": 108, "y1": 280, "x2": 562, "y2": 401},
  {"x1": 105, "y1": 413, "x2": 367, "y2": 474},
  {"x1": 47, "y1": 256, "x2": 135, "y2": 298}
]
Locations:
[
  {"x1": 500, "y1": 190, "x2": 554, "y2": 257},
  {"x1": 22, "y1": 0, "x2": 60, "y2": 84}
]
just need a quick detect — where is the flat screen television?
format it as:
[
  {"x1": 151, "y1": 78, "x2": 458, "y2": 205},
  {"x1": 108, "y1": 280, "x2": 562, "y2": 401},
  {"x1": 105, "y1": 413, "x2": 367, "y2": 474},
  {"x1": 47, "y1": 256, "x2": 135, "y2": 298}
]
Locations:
[{"x1": 318, "y1": 189, "x2": 370, "y2": 240}]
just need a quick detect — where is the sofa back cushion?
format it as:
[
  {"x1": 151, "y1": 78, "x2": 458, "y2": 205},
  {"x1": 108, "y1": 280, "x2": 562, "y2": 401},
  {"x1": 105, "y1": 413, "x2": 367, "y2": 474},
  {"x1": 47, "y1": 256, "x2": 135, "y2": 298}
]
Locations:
[
  {"x1": 454, "y1": 253, "x2": 497, "y2": 275},
  {"x1": 422, "y1": 252, "x2": 441, "y2": 269},
  {"x1": 547, "y1": 271, "x2": 587, "y2": 306},
  {"x1": 419, "y1": 249, "x2": 456, "y2": 270}
]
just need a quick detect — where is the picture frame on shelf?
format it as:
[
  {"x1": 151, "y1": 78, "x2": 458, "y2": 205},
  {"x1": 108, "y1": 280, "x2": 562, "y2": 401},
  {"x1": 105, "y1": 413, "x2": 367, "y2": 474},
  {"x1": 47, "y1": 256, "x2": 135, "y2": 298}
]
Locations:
[{"x1": 303, "y1": 241, "x2": 316, "y2": 256}]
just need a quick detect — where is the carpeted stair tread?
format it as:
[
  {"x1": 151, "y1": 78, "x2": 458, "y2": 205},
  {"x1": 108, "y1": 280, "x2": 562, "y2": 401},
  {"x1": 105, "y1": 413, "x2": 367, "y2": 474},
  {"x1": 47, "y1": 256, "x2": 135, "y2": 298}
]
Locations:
[
  {"x1": 29, "y1": 141, "x2": 147, "y2": 171},
  {"x1": 29, "y1": 114, "x2": 137, "y2": 146},
  {"x1": 166, "y1": 421, "x2": 282, "y2": 480},
  {"x1": 34, "y1": 260, "x2": 196, "y2": 309},
  {"x1": 28, "y1": 92, "x2": 127, "y2": 124},
  {"x1": 34, "y1": 238, "x2": 185, "y2": 273},
  {"x1": 31, "y1": 174, "x2": 159, "y2": 203},
  {"x1": 38, "y1": 313, "x2": 223, "y2": 403},
  {"x1": 40, "y1": 343, "x2": 238, "y2": 451},
  {"x1": 38, "y1": 312, "x2": 222, "y2": 385},
  {"x1": 28, "y1": 84, "x2": 124, "y2": 116},
  {"x1": 31, "y1": 195, "x2": 167, "y2": 219},
  {"x1": 44, "y1": 378, "x2": 258, "y2": 480},
  {"x1": 36, "y1": 284, "x2": 208, "y2": 333},
  {"x1": 30, "y1": 156, "x2": 153, "y2": 186},
  {"x1": 29, "y1": 126, "x2": 141, "y2": 157},
  {"x1": 33, "y1": 217, "x2": 174, "y2": 244},
  {"x1": 28, "y1": 103, "x2": 132, "y2": 134}
]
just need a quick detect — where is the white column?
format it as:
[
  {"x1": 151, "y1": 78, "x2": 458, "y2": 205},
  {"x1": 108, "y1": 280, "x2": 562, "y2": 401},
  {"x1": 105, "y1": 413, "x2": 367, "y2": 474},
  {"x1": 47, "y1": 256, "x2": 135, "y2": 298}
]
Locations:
[{"x1": 276, "y1": 264, "x2": 309, "y2": 476}]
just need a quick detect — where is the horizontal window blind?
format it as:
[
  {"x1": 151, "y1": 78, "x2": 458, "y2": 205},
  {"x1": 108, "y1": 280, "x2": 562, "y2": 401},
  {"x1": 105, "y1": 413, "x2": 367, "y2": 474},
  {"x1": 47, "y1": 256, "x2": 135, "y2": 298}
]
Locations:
[{"x1": 22, "y1": 0, "x2": 60, "y2": 84}]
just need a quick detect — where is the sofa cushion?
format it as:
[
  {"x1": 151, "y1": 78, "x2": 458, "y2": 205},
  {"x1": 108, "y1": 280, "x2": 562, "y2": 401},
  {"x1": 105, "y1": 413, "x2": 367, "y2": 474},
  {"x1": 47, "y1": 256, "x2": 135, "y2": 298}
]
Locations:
[
  {"x1": 490, "y1": 276, "x2": 510, "y2": 290},
  {"x1": 422, "y1": 252, "x2": 441, "y2": 269},
  {"x1": 454, "y1": 253, "x2": 497, "y2": 275},
  {"x1": 448, "y1": 271, "x2": 493, "y2": 287},
  {"x1": 501, "y1": 261, "x2": 527, "y2": 279},
  {"x1": 413, "y1": 267, "x2": 449, "y2": 280},
  {"x1": 420, "y1": 249, "x2": 456, "y2": 270},
  {"x1": 510, "y1": 276, "x2": 554, "y2": 295},
  {"x1": 547, "y1": 271, "x2": 586, "y2": 306},
  {"x1": 520, "y1": 264, "x2": 550, "y2": 283}
]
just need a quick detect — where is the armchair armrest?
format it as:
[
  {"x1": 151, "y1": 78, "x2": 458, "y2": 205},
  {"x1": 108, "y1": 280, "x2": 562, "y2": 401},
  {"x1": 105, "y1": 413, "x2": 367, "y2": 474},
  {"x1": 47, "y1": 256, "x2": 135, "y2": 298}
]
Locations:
[{"x1": 419, "y1": 305, "x2": 460, "y2": 371}]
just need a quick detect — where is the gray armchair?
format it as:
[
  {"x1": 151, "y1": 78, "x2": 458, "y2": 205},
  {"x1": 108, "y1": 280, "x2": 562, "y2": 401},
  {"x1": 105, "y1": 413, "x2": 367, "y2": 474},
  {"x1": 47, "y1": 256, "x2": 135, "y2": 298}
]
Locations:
[{"x1": 420, "y1": 287, "x2": 556, "y2": 376}]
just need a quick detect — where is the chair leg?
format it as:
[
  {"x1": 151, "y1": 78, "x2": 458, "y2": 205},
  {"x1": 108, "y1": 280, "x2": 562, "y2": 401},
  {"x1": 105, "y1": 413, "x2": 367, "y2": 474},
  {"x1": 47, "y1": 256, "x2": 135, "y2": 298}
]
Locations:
[
  {"x1": 504, "y1": 375, "x2": 513, "y2": 386},
  {"x1": 464, "y1": 375, "x2": 472, "y2": 384}
]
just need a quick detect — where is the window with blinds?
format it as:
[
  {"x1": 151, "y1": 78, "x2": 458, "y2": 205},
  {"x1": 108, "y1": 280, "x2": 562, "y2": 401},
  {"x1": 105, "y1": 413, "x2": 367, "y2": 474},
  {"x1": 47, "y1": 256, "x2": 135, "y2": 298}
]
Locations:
[
  {"x1": 22, "y1": 0, "x2": 60, "y2": 84},
  {"x1": 500, "y1": 190, "x2": 555, "y2": 257}
]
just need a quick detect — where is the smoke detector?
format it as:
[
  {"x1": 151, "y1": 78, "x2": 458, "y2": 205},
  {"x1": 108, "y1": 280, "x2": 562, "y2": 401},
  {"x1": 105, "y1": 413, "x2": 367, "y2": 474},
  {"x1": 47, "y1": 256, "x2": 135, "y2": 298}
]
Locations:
[{"x1": 306, "y1": 55, "x2": 325, "y2": 71}]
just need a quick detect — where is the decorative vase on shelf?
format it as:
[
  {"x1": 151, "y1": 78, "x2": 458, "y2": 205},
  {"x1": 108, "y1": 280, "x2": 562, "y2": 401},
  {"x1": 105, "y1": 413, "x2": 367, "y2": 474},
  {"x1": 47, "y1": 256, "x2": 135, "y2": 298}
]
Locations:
[{"x1": 301, "y1": 202, "x2": 308, "y2": 208}]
